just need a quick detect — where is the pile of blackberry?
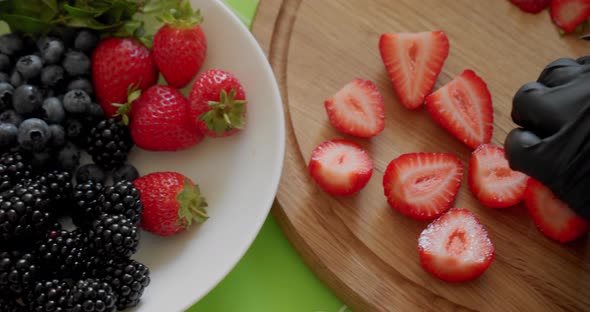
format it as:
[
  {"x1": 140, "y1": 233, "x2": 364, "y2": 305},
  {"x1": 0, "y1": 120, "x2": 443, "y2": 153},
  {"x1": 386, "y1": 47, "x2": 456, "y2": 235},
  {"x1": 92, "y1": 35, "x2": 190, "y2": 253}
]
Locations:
[{"x1": 0, "y1": 31, "x2": 148, "y2": 312}]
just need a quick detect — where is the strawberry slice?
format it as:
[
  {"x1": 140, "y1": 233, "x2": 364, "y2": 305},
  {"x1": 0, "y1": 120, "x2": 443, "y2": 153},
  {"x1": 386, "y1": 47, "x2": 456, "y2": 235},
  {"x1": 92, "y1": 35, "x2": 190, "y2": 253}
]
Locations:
[
  {"x1": 383, "y1": 153, "x2": 463, "y2": 220},
  {"x1": 509, "y1": 0, "x2": 551, "y2": 14},
  {"x1": 468, "y1": 144, "x2": 529, "y2": 208},
  {"x1": 379, "y1": 31, "x2": 449, "y2": 110},
  {"x1": 550, "y1": 0, "x2": 590, "y2": 34},
  {"x1": 523, "y1": 179, "x2": 590, "y2": 243},
  {"x1": 425, "y1": 70, "x2": 493, "y2": 149},
  {"x1": 324, "y1": 79, "x2": 385, "y2": 138},
  {"x1": 418, "y1": 208, "x2": 495, "y2": 283},
  {"x1": 308, "y1": 139, "x2": 373, "y2": 196}
]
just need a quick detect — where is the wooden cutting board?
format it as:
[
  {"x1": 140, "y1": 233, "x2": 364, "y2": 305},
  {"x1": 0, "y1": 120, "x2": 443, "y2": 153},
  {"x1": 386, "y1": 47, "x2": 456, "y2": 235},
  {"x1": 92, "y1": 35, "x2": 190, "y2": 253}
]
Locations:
[{"x1": 251, "y1": 0, "x2": 590, "y2": 311}]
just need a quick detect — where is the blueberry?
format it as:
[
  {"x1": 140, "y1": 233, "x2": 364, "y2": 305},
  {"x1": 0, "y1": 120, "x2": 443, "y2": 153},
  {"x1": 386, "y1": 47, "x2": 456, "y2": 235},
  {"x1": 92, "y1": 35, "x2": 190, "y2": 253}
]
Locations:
[
  {"x1": 0, "y1": 82, "x2": 14, "y2": 111},
  {"x1": 76, "y1": 164, "x2": 106, "y2": 183},
  {"x1": 0, "y1": 34, "x2": 23, "y2": 56},
  {"x1": 0, "y1": 123, "x2": 17, "y2": 148},
  {"x1": 0, "y1": 72, "x2": 8, "y2": 83},
  {"x1": 32, "y1": 150, "x2": 53, "y2": 170},
  {"x1": 36, "y1": 36, "x2": 49, "y2": 51},
  {"x1": 16, "y1": 55, "x2": 43, "y2": 80},
  {"x1": 42, "y1": 97, "x2": 65, "y2": 124},
  {"x1": 48, "y1": 124, "x2": 66, "y2": 148},
  {"x1": 87, "y1": 103, "x2": 104, "y2": 118},
  {"x1": 41, "y1": 38, "x2": 65, "y2": 64},
  {"x1": 62, "y1": 51, "x2": 90, "y2": 76},
  {"x1": 67, "y1": 77, "x2": 93, "y2": 95},
  {"x1": 13, "y1": 84, "x2": 43, "y2": 115},
  {"x1": 10, "y1": 70, "x2": 23, "y2": 88},
  {"x1": 41, "y1": 65, "x2": 65, "y2": 88},
  {"x1": 0, "y1": 110, "x2": 22, "y2": 126},
  {"x1": 63, "y1": 89, "x2": 91, "y2": 114},
  {"x1": 57, "y1": 142, "x2": 80, "y2": 172},
  {"x1": 17, "y1": 118, "x2": 50, "y2": 151},
  {"x1": 112, "y1": 163, "x2": 140, "y2": 182},
  {"x1": 0, "y1": 54, "x2": 9, "y2": 72},
  {"x1": 74, "y1": 29, "x2": 98, "y2": 54}
]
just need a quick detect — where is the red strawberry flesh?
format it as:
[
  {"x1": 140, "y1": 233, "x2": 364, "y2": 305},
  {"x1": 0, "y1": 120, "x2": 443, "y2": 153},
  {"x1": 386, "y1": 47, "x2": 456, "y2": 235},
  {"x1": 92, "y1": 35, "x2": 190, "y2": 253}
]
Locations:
[
  {"x1": 510, "y1": 0, "x2": 551, "y2": 13},
  {"x1": 524, "y1": 179, "x2": 590, "y2": 243},
  {"x1": 383, "y1": 152, "x2": 463, "y2": 220},
  {"x1": 550, "y1": 0, "x2": 590, "y2": 34},
  {"x1": 379, "y1": 31, "x2": 449, "y2": 110},
  {"x1": 425, "y1": 69, "x2": 493, "y2": 149},
  {"x1": 324, "y1": 78, "x2": 385, "y2": 138},
  {"x1": 308, "y1": 139, "x2": 373, "y2": 196},
  {"x1": 468, "y1": 144, "x2": 529, "y2": 208},
  {"x1": 418, "y1": 208, "x2": 495, "y2": 283}
]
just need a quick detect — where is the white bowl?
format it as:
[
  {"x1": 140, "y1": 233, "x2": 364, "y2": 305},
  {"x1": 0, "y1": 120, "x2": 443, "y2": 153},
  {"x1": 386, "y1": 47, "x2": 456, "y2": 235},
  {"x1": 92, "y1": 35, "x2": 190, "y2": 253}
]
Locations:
[{"x1": 129, "y1": 0, "x2": 285, "y2": 311}]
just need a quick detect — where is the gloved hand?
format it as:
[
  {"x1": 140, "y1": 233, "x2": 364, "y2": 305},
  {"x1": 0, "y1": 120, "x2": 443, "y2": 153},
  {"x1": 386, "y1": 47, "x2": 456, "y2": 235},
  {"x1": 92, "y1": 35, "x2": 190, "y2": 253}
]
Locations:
[{"x1": 505, "y1": 55, "x2": 590, "y2": 220}]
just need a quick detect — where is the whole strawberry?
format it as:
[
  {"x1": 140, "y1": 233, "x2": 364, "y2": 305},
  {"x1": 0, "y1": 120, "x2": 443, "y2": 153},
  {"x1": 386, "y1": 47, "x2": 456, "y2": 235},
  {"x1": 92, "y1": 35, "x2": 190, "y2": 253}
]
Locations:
[
  {"x1": 133, "y1": 172, "x2": 208, "y2": 236},
  {"x1": 153, "y1": 0, "x2": 207, "y2": 88},
  {"x1": 92, "y1": 38, "x2": 158, "y2": 117},
  {"x1": 130, "y1": 85, "x2": 203, "y2": 151},
  {"x1": 189, "y1": 69, "x2": 247, "y2": 137}
]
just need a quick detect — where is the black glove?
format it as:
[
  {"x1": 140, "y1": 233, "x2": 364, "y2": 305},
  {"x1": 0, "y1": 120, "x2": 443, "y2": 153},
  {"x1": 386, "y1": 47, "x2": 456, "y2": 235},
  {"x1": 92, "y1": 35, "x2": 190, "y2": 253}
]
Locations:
[{"x1": 505, "y1": 55, "x2": 590, "y2": 220}]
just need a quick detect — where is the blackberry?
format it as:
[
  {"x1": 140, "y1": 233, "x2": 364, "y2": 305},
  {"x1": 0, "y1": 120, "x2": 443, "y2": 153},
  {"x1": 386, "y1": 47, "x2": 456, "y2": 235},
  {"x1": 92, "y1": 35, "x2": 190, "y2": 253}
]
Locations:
[
  {"x1": 71, "y1": 181, "x2": 104, "y2": 228},
  {"x1": 87, "y1": 119, "x2": 134, "y2": 170},
  {"x1": 0, "y1": 250, "x2": 38, "y2": 295},
  {"x1": 0, "y1": 180, "x2": 52, "y2": 242},
  {"x1": 0, "y1": 151, "x2": 32, "y2": 192},
  {"x1": 88, "y1": 214, "x2": 139, "y2": 259},
  {"x1": 35, "y1": 170, "x2": 72, "y2": 214},
  {"x1": 67, "y1": 279, "x2": 116, "y2": 312},
  {"x1": 34, "y1": 229, "x2": 90, "y2": 279},
  {"x1": 95, "y1": 258, "x2": 150, "y2": 310},
  {"x1": 101, "y1": 180, "x2": 143, "y2": 225},
  {"x1": 27, "y1": 279, "x2": 70, "y2": 312}
]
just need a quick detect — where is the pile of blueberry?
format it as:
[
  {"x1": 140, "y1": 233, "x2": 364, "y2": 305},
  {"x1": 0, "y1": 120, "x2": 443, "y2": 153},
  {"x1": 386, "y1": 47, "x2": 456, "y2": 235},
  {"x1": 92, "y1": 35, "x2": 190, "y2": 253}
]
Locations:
[{"x1": 0, "y1": 30, "x2": 136, "y2": 181}]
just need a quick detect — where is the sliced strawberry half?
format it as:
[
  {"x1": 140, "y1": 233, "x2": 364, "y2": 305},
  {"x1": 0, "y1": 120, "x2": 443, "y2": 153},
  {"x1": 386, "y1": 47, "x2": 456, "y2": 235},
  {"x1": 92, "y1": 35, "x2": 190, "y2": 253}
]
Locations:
[
  {"x1": 550, "y1": 0, "x2": 590, "y2": 34},
  {"x1": 523, "y1": 179, "x2": 590, "y2": 243},
  {"x1": 383, "y1": 152, "x2": 463, "y2": 220},
  {"x1": 379, "y1": 31, "x2": 449, "y2": 110},
  {"x1": 425, "y1": 70, "x2": 493, "y2": 149},
  {"x1": 510, "y1": 0, "x2": 551, "y2": 14},
  {"x1": 308, "y1": 139, "x2": 373, "y2": 196},
  {"x1": 418, "y1": 208, "x2": 495, "y2": 283},
  {"x1": 324, "y1": 78, "x2": 385, "y2": 138},
  {"x1": 468, "y1": 144, "x2": 529, "y2": 208}
]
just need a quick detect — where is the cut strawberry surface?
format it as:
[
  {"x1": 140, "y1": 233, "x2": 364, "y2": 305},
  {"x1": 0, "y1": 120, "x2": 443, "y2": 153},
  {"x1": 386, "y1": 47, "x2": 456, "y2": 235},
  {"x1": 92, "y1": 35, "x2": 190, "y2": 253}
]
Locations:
[
  {"x1": 524, "y1": 179, "x2": 590, "y2": 243},
  {"x1": 425, "y1": 69, "x2": 493, "y2": 149},
  {"x1": 379, "y1": 31, "x2": 449, "y2": 110},
  {"x1": 418, "y1": 208, "x2": 495, "y2": 283},
  {"x1": 324, "y1": 79, "x2": 385, "y2": 138},
  {"x1": 550, "y1": 0, "x2": 590, "y2": 34},
  {"x1": 468, "y1": 144, "x2": 529, "y2": 208},
  {"x1": 383, "y1": 153, "x2": 463, "y2": 220},
  {"x1": 510, "y1": 0, "x2": 551, "y2": 14},
  {"x1": 308, "y1": 139, "x2": 373, "y2": 196}
]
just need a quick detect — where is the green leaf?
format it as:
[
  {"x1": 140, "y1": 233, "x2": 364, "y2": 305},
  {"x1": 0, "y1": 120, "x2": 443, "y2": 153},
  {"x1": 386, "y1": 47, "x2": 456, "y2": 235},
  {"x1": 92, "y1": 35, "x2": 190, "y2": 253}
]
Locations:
[
  {"x1": 113, "y1": 19, "x2": 143, "y2": 37},
  {"x1": 41, "y1": 0, "x2": 57, "y2": 11},
  {"x1": 141, "y1": 0, "x2": 181, "y2": 14},
  {"x1": 0, "y1": 14, "x2": 51, "y2": 33},
  {"x1": 64, "y1": 4, "x2": 111, "y2": 18},
  {"x1": 65, "y1": 16, "x2": 122, "y2": 30}
]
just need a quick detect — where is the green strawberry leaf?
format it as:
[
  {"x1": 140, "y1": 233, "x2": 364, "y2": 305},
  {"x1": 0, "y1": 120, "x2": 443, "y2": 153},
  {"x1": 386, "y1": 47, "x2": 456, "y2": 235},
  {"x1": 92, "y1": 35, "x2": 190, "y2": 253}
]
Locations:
[
  {"x1": 0, "y1": 14, "x2": 51, "y2": 33},
  {"x1": 65, "y1": 16, "x2": 122, "y2": 30},
  {"x1": 64, "y1": 4, "x2": 111, "y2": 18},
  {"x1": 41, "y1": 0, "x2": 58, "y2": 11}
]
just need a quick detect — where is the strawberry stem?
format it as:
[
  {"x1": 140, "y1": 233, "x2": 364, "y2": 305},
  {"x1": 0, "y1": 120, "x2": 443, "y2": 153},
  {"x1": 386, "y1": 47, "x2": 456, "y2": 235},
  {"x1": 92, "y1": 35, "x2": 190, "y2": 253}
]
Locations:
[
  {"x1": 199, "y1": 88, "x2": 247, "y2": 136},
  {"x1": 176, "y1": 179, "x2": 209, "y2": 227},
  {"x1": 113, "y1": 82, "x2": 142, "y2": 126},
  {"x1": 156, "y1": 0, "x2": 203, "y2": 28}
]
